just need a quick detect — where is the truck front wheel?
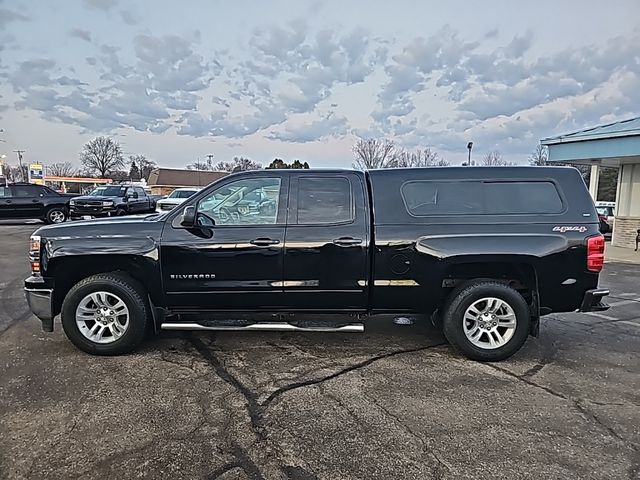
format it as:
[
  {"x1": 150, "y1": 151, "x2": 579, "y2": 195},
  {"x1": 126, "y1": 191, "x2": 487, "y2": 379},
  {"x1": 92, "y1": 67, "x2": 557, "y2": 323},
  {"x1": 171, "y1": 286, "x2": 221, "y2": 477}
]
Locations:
[
  {"x1": 61, "y1": 273, "x2": 150, "y2": 355},
  {"x1": 442, "y1": 281, "x2": 530, "y2": 362}
]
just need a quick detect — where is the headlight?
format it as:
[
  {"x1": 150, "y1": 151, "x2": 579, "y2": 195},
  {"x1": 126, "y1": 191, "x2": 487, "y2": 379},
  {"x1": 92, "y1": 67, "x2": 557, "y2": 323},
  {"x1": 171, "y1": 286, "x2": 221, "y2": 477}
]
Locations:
[
  {"x1": 69, "y1": 199, "x2": 75, "y2": 205},
  {"x1": 29, "y1": 235, "x2": 41, "y2": 275},
  {"x1": 102, "y1": 201, "x2": 114, "y2": 206}
]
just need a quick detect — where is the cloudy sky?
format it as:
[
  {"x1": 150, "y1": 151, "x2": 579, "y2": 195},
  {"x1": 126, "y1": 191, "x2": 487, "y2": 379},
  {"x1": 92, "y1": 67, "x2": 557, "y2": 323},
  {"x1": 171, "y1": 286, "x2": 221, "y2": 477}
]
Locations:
[{"x1": 1, "y1": 0, "x2": 639, "y2": 168}]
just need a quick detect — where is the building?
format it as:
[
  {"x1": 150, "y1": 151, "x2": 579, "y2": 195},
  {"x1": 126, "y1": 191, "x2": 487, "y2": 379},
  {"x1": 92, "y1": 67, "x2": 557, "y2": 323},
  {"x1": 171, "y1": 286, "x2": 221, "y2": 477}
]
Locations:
[
  {"x1": 147, "y1": 168, "x2": 228, "y2": 196},
  {"x1": 541, "y1": 117, "x2": 640, "y2": 249}
]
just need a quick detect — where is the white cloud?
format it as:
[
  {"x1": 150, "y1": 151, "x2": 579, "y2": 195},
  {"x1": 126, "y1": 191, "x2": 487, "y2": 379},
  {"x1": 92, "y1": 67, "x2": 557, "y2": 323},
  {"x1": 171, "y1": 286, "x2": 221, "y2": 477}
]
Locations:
[{"x1": 267, "y1": 112, "x2": 348, "y2": 143}]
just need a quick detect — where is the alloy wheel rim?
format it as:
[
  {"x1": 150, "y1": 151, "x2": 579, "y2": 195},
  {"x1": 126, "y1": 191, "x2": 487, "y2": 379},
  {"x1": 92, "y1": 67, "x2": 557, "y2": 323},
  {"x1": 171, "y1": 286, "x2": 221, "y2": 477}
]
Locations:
[
  {"x1": 463, "y1": 297, "x2": 517, "y2": 350},
  {"x1": 50, "y1": 210, "x2": 65, "y2": 223},
  {"x1": 75, "y1": 291, "x2": 130, "y2": 344}
]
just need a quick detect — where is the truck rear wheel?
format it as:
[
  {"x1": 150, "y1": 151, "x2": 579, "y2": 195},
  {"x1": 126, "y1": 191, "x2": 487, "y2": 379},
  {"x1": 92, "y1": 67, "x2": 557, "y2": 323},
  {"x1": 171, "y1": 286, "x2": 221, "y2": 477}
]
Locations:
[
  {"x1": 442, "y1": 281, "x2": 530, "y2": 362},
  {"x1": 61, "y1": 273, "x2": 150, "y2": 355}
]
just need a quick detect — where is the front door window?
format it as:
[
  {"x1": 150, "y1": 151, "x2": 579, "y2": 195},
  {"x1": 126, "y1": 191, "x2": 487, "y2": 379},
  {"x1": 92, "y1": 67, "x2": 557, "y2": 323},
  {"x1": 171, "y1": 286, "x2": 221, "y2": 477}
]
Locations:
[{"x1": 197, "y1": 178, "x2": 281, "y2": 225}]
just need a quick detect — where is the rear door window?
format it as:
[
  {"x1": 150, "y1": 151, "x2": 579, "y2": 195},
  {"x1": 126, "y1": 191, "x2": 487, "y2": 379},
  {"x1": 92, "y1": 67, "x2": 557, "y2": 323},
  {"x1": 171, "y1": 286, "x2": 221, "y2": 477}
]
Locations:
[
  {"x1": 0, "y1": 187, "x2": 10, "y2": 198},
  {"x1": 297, "y1": 177, "x2": 353, "y2": 224},
  {"x1": 10, "y1": 185, "x2": 38, "y2": 197}
]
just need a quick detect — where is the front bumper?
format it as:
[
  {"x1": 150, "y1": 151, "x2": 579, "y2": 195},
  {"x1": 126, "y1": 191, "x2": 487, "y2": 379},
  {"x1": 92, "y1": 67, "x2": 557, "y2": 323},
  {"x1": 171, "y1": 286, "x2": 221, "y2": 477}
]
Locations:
[
  {"x1": 579, "y1": 288, "x2": 610, "y2": 312},
  {"x1": 70, "y1": 206, "x2": 117, "y2": 218},
  {"x1": 24, "y1": 276, "x2": 55, "y2": 332},
  {"x1": 24, "y1": 287, "x2": 54, "y2": 332}
]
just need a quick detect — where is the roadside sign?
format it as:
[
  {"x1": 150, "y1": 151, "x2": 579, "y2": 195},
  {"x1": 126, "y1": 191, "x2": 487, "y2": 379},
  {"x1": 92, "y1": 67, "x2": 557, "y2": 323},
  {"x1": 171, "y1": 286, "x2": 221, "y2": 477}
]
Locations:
[{"x1": 29, "y1": 163, "x2": 44, "y2": 185}]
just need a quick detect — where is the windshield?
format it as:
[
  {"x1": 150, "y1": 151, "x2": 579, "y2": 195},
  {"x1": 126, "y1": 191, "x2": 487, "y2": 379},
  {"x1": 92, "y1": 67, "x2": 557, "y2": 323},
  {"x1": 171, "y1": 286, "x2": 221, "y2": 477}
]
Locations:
[
  {"x1": 89, "y1": 186, "x2": 128, "y2": 197},
  {"x1": 168, "y1": 190, "x2": 197, "y2": 199}
]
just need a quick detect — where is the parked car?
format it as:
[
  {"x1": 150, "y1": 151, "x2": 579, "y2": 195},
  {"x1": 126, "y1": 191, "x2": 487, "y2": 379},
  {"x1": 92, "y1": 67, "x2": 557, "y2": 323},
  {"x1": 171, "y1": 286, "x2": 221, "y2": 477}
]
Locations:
[
  {"x1": 156, "y1": 187, "x2": 201, "y2": 213},
  {"x1": 595, "y1": 201, "x2": 615, "y2": 229},
  {"x1": 25, "y1": 167, "x2": 609, "y2": 361},
  {"x1": 598, "y1": 214, "x2": 611, "y2": 234},
  {"x1": 69, "y1": 184, "x2": 156, "y2": 219},
  {"x1": 0, "y1": 182, "x2": 77, "y2": 224}
]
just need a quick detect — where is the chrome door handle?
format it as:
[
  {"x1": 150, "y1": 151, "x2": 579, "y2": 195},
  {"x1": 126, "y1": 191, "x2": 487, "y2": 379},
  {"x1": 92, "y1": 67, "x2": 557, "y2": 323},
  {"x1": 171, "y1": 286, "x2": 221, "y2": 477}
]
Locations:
[
  {"x1": 333, "y1": 237, "x2": 362, "y2": 246},
  {"x1": 250, "y1": 238, "x2": 280, "y2": 246}
]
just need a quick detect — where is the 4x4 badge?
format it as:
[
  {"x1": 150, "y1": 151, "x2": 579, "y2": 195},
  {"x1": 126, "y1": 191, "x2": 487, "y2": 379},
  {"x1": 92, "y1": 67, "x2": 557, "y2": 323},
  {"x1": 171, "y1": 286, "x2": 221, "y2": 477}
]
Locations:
[{"x1": 552, "y1": 226, "x2": 588, "y2": 233}]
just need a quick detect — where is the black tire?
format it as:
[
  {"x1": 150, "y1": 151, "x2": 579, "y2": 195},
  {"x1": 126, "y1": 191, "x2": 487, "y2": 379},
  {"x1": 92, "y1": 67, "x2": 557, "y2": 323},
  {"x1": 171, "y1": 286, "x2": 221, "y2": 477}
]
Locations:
[
  {"x1": 44, "y1": 207, "x2": 67, "y2": 224},
  {"x1": 116, "y1": 208, "x2": 127, "y2": 216},
  {"x1": 442, "y1": 281, "x2": 530, "y2": 362},
  {"x1": 61, "y1": 272, "x2": 150, "y2": 355}
]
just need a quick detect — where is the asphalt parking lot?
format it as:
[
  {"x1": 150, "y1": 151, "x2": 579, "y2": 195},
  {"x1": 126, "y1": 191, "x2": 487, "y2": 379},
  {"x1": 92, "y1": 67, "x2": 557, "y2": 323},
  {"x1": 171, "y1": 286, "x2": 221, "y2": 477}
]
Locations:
[{"x1": 0, "y1": 222, "x2": 639, "y2": 480}]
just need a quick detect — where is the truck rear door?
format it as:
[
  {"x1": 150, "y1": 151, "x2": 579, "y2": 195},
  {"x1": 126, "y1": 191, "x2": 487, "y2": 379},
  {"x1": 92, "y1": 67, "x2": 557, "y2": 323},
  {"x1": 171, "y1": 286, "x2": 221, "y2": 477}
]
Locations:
[
  {"x1": 283, "y1": 172, "x2": 370, "y2": 310},
  {"x1": 9, "y1": 185, "x2": 44, "y2": 219}
]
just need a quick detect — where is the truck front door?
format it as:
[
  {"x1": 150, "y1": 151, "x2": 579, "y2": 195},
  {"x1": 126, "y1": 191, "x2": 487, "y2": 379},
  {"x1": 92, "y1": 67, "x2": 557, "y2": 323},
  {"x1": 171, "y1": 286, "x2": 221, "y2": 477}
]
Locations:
[
  {"x1": 283, "y1": 173, "x2": 370, "y2": 310},
  {"x1": 160, "y1": 175, "x2": 288, "y2": 310}
]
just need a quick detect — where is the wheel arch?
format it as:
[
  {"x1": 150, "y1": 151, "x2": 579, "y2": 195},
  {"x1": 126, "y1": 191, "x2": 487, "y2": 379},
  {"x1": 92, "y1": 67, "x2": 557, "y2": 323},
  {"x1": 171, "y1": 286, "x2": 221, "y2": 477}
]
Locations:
[
  {"x1": 440, "y1": 258, "x2": 540, "y2": 336},
  {"x1": 48, "y1": 254, "x2": 160, "y2": 317}
]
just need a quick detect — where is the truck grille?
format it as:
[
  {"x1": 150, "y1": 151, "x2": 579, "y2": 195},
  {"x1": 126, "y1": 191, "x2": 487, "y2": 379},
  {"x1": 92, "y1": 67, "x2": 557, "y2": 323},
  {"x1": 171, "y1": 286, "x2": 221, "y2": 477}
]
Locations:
[{"x1": 160, "y1": 204, "x2": 176, "y2": 211}]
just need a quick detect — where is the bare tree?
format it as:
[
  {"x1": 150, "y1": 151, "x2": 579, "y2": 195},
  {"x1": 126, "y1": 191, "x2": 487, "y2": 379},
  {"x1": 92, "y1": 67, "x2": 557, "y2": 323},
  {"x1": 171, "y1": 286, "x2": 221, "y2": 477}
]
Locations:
[
  {"x1": 230, "y1": 156, "x2": 262, "y2": 171},
  {"x1": 128, "y1": 154, "x2": 156, "y2": 180},
  {"x1": 80, "y1": 137, "x2": 124, "y2": 178},
  {"x1": 529, "y1": 144, "x2": 548, "y2": 166},
  {"x1": 186, "y1": 158, "x2": 211, "y2": 171},
  {"x1": 7, "y1": 165, "x2": 28, "y2": 182},
  {"x1": 213, "y1": 161, "x2": 234, "y2": 172},
  {"x1": 211, "y1": 157, "x2": 262, "y2": 172},
  {"x1": 352, "y1": 138, "x2": 398, "y2": 170},
  {"x1": 391, "y1": 148, "x2": 449, "y2": 167},
  {"x1": 46, "y1": 162, "x2": 76, "y2": 177},
  {"x1": 482, "y1": 150, "x2": 513, "y2": 166}
]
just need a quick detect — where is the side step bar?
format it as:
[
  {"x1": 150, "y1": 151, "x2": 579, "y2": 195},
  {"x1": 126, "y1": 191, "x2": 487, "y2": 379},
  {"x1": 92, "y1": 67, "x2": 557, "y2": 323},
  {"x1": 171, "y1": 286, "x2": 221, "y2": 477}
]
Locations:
[{"x1": 160, "y1": 322, "x2": 365, "y2": 333}]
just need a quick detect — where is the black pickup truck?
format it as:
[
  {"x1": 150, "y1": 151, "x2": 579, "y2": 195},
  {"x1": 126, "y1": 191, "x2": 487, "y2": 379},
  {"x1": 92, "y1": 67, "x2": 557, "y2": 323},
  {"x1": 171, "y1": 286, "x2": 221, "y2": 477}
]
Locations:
[
  {"x1": 24, "y1": 167, "x2": 609, "y2": 361},
  {"x1": 0, "y1": 182, "x2": 76, "y2": 224},
  {"x1": 69, "y1": 184, "x2": 156, "y2": 219}
]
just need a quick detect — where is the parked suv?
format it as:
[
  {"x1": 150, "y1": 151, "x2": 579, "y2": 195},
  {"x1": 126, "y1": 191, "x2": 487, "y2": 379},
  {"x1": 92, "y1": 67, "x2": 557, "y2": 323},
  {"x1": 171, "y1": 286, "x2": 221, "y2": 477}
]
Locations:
[
  {"x1": 25, "y1": 167, "x2": 609, "y2": 361},
  {"x1": 0, "y1": 182, "x2": 76, "y2": 224},
  {"x1": 69, "y1": 184, "x2": 156, "y2": 219},
  {"x1": 156, "y1": 187, "x2": 200, "y2": 212}
]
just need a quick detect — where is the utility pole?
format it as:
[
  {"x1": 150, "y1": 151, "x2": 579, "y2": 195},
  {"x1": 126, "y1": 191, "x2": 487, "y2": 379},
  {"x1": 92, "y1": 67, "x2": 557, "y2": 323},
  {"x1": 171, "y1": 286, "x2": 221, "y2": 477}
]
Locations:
[
  {"x1": 13, "y1": 150, "x2": 25, "y2": 181},
  {"x1": 206, "y1": 154, "x2": 214, "y2": 170}
]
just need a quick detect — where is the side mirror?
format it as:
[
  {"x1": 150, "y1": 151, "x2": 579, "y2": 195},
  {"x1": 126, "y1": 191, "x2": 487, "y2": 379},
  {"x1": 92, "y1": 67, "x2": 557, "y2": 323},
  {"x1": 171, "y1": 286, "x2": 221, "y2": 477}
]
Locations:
[
  {"x1": 180, "y1": 205, "x2": 196, "y2": 227},
  {"x1": 130, "y1": 191, "x2": 139, "y2": 199}
]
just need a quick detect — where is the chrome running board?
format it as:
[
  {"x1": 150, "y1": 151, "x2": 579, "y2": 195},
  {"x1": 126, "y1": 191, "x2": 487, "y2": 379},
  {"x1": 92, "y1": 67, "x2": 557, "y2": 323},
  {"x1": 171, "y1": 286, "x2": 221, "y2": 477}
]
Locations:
[{"x1": 160, "y1": 322, "x2": 364, "y2": 333}]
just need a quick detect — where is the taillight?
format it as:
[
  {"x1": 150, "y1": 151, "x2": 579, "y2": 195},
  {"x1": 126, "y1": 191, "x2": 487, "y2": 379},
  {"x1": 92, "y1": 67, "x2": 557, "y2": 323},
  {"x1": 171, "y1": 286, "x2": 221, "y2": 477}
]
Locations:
[
  {"x1": 586, "y1": 234, "x2": 605, "y2": 272},
  {"x1": 29, "y1": 235, "x2": 41, "y2": 275}
]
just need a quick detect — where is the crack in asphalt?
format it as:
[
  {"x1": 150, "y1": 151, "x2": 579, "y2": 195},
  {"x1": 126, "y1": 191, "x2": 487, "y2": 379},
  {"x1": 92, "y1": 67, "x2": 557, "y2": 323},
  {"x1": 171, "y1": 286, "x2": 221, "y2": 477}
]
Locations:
[
  {"x1": 262, "y1": 342, "x2": 447, "y2": 408},
  {"x1": 206, "y1": 445, "x2": 265, "y2": 480},
  {"x1": 365, "y1": 391, "x2": 451, "y2": 480},
  {"x1": 521, "y1": 339, "x2": 557, "y2": 378},
  {"x1": 189, "y1": 334, "x2": 447, "y2": 479},
  {"x1": 190, "y1": 335, "x2": 264, "y2": 439},
  {"x1": 486, "y1": 364, "x2": 639, "y2": 455}
]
